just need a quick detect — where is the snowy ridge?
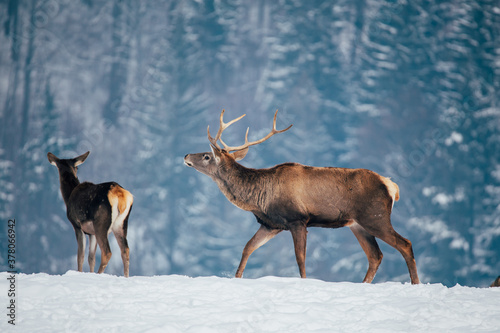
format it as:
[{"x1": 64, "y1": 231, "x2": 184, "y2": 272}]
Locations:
[{"x1": 2, "y1": 272, "x2": 499, "y2": 332}]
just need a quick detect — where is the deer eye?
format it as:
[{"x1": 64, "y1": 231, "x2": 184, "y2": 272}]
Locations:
[{"x1": 203, "y1": 155, "x2": 211, "y2": 161}]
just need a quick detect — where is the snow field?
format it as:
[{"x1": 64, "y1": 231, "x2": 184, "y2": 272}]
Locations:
[{"x1": 1, "y1": 271, "x2": 499, "y2": 332}]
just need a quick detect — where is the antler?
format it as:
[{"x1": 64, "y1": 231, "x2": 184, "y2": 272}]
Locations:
[
  {"x1": 208, "y1": 109, "x2": 293, "y2": 152},
  {"x1": 207, "y1": 109, "x2": 246, "y2": 150}
]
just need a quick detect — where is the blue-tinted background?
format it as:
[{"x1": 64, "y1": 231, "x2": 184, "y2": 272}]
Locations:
[{"x1": 1, "y1": 0, "x2": 499, "y2": 287}]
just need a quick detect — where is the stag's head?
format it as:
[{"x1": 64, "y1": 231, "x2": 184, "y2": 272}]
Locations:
[{"x1": 184, "y1": 109, "x2": 292, "y2": 179}]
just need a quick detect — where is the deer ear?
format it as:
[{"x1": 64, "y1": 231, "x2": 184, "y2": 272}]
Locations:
[
  {"x1": 209, "y1": 145, "x2": 222, "y2": 164},
  {"x1": 231, "y1": 148, "x2": 249, "y2": 161},
  {"x1": 74, "y1": 151, "x2": 90, "y2": 166},
  {"x1": 47, "y1": 152, "x2": 59, "y2": 166}
]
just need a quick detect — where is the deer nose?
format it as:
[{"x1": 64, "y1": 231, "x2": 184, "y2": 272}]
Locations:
[{"x1": 184, "y1": 154, "x2": 193, "y2": 167}]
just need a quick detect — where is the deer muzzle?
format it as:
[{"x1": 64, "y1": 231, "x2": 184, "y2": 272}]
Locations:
[{"x1": 184, "y1": 154, "x2": 194, "y2": 167}]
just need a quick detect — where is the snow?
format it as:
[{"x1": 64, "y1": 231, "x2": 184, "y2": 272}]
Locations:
[
  {"x1": 444, "y1": 131, "x2": 463, "y2": 146},
  {"x1": 2, "y1": 271, "x2": 499, "y2": 332}
]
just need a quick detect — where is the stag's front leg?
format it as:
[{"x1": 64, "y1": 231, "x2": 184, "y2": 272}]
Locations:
[
  {"x1": 74, "y1": 228, "x2": 86, "y2": 272},
  {"x1": 290, "y1": 224, "x2": 308, "y2": 278},
  {"x1": 236, "y1": 225, "x2": 281, "y2": 278}
]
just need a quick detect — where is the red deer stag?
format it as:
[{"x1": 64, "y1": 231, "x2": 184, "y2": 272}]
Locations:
[
  {"x1": 48, "y1": 151, "x2": 133, "y2": 277},
  {"x1": 184, "y1": 110, "x2": 420, "y2": 284}
]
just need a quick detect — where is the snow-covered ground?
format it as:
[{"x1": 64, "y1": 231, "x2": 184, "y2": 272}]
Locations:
[{"x1": 2, "y1": 271, "x2": 499, "y2": 332}]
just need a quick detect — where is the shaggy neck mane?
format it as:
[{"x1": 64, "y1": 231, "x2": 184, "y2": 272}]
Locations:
[{"x1": 215, "y1": 160, "x2": 270, "y2": 211}]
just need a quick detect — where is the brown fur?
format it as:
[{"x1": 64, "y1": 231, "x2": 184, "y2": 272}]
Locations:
[
  {"x1": 184, "y1": 110, "x2": 418, "y2": 283},
  {"x1": 48, "y1": 151, "x2": 133, "y2": 277},
  {"x1": 185, "y1": 150, "x2": 420, "y2": 284}
]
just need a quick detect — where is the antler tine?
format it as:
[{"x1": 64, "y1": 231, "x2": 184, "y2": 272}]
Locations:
[
  {"x1": 208, "y1": 109, "x2": 246, "y2": 149},
  {"x1": 219, "y1": 127, "x2": 249, "y2": 150},
  {"x1": 271, "y1": 109, "x2": 293, "y2": 134},
  {"x1": 220, "y1": 109, "x2": 293, "y2": 152}
]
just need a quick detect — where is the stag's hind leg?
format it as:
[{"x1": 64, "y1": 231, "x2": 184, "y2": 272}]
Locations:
[
  {"x1": 350, "y1": 223, "x2": 383, "y2": 283},
  {"x1": 236, "y1": 225, "x2": 281, "y2": 278},
  {"x1": 361, "y1": 217, "x2": 420, "y2": 284},
  {"x1": 387, "y1": 231, "x2": 419, "y2": 284}
]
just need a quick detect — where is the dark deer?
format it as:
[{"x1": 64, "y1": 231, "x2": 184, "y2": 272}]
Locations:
[
  {"x1": 491, "y1": 276, "x2": 500, "y2": 287},
  {"x1": 48, "y1": 151, "x2": 133, "y2": 277},
  {"x1": 184, "y1": 110, "x2": 420, "y2": 284}
]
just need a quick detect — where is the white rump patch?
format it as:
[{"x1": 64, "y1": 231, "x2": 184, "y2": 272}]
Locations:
[
  {"x1": 108, "y1": 188, "x2": 133, "y2": 235},
  {"x1": 380, "y1": 177, "x2": 399, "y2": 209}
]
